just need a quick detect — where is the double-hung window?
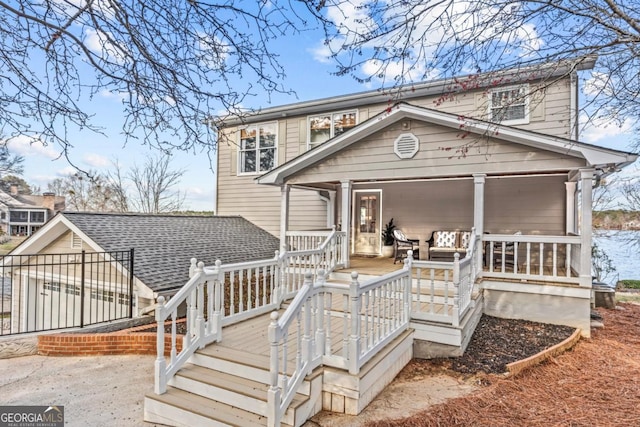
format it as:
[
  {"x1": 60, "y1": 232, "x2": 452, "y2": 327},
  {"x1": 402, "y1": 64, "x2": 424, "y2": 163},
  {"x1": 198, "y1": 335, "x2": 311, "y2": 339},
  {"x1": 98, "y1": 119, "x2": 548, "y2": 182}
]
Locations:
[
  {"x1": 489, "y1": 85, "x2": 529, "y2": 125},
  {"x1": 308, "y1": 110, "x2": 357, "y2": 149},
  {"x1": 239, "y1": 122, "x2": 277, "y2": 174}
]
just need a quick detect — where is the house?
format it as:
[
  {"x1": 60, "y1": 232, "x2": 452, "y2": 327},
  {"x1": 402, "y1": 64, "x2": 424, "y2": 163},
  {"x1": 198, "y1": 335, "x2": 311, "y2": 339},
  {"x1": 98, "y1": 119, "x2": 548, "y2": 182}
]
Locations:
[
  {"x1": 145, "y1": 57, "x2": 638, "y2": 426},
  {"x1": 4, "y1": 212, "x2": 279, "y2": 334},
  {"x1": 144, "y1": 57, "x2": 638, "y2": 426},
  {"x1": 0, "y1": 187, "x2": 65, "y2": 236}
]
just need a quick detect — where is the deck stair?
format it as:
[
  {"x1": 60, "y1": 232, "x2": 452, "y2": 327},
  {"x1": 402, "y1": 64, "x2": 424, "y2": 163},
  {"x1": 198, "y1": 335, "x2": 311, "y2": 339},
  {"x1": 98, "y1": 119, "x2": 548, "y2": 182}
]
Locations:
[{"x1": 144, "y1": 343, "x2": 322, "y2": 427}]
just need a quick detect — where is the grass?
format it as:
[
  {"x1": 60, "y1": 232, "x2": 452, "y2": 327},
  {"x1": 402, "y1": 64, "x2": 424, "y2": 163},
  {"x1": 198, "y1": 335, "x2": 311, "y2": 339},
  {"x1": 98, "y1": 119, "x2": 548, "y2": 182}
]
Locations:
[
  {"x1": 0, "y1": 236, "x2": 25, "y2": 255},
  {"x1": 616, "y1": 293, "x2": 640, "y2": 304},
  {"x1": 618, "y1": 279, "x2": 640, "y2": 290}
]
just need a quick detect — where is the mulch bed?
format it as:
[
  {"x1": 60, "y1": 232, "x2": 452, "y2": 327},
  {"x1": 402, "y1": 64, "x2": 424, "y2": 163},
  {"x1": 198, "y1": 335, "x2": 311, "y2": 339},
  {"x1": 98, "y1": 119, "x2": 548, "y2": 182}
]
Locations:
[{"x1": 368, "y1": 303, "x2": 640, "y2": 426}]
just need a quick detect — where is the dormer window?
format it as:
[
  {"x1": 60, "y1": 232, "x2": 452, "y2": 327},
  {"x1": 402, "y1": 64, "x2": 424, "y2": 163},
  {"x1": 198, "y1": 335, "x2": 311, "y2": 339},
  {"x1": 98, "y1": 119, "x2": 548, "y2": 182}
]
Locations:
[
  {"x1": 308, "y1": 110, "x2": 357, "y2": 149},
  {"x1": 489, "y1": 85, "x2": 529, "y2": 125},
  {"x1": 238, "y1": 122, "x2": 277, "y2": 174}
]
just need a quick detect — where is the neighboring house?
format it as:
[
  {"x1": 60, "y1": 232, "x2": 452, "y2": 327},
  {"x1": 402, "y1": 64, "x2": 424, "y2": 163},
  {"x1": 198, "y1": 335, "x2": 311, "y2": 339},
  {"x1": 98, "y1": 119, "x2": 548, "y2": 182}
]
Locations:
[
  {"x1": 0, "y1": 186, "x2": 65, "y2": 236},
  {"x1": 5, "y1": 212, "x2": 279, "y2": 333}
]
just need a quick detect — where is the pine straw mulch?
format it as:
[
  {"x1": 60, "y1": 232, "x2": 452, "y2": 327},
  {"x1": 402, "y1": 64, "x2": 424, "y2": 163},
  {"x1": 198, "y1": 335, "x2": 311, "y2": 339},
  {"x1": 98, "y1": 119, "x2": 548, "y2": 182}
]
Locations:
[{"x1": 367, "y1": 303, "x2": 640, "y2": 427}]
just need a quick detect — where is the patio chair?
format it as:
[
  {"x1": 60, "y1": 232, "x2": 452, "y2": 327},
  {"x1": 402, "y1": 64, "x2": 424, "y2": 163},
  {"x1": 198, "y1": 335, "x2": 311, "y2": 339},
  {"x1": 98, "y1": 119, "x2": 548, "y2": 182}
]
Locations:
[
  {"x1": 393, "y1": 229, "x2": 420, "y2": 264},
  {"x1": 485, "y1": 231, "x2": 519, "y2": 268}
]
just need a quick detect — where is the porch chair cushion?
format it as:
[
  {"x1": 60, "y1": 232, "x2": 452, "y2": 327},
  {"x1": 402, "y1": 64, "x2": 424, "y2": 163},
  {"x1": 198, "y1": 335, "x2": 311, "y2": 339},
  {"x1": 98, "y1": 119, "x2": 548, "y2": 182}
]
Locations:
[
  {"x1": 433, "y1": 231, "x2": 458, "y2": 248},
  {"x1": 459, "y1": 231, "x2": 472, "y2": 250},
  {"x1": 393, "y1": 229, "x2": 420, "y2": 263}
]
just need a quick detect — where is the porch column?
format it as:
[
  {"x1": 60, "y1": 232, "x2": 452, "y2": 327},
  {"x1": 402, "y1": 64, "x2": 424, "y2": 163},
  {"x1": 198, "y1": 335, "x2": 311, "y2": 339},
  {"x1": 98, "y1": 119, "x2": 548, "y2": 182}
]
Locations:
[
  {"x1": 579, "y1": 169, "x2": 595, "y2": 287},
  {"x1": 280, "y1": 184, "x2": 290, "y2": 252},
  {"x1": 473, "y1": 174, "x2": 486, "y2": 277},
  {"x1": 341, "y1": 180, "x2": 352, "y2": 269},
  {"x1": 565, "y1": 181, "x2": 577, "y2": 235},
  {"x1": 327, "y1": 190, "x2": 336, "y2": 228}
]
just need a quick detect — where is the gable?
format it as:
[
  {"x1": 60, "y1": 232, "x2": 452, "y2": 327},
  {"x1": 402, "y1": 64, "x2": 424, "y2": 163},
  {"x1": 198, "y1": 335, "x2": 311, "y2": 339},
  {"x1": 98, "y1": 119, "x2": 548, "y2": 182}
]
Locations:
[
  {"x1": 258, "y1": 103, "x2": 637, "y2": 185},
  {"x1": 286, "y1": 118, "x2": 585, "y2": 185}
]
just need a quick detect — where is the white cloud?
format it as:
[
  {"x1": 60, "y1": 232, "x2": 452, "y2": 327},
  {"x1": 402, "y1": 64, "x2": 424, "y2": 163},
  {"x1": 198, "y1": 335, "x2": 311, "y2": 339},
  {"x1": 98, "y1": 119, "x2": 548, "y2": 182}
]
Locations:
[
  {"x1": 56, "y1": 166, "x2": 78, "y2": 177},
  {"x1": 309, "y1": 43, "x2": 333, "y2": 64},
  {"x1": 580, "y1": 113, "x2": 633, "y2": 144},
  {"x1": 83, "y1": 153, "x2": 111, "y2": 168},
  {"x1": 85, "y1": 28, "x2": 126, "y2": 63},
  {"x1": 583, "y1": 72, "x2": 614, "y2": 97},
  {"x1": 5, "y1": 135, "x2": 60, "y2": 160},
  {"x1": 100, "y1": 89, "x2": 128, "y2": 102}
]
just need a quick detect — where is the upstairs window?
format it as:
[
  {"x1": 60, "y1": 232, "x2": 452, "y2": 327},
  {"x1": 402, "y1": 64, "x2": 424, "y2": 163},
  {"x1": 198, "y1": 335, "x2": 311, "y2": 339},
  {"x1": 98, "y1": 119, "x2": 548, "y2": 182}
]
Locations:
[
  {"x1": 489, "y1": 85, "x2": 529, "y2": 125},
  {"x1": 308, "y1": 110, "x2": 357, "y2": 149},
  {"x1": 239, "y1": 122, "x2": 277, "y2": 174},
  {"x1": 30, "y1": 211, "x2": 45, "y2": 223}
]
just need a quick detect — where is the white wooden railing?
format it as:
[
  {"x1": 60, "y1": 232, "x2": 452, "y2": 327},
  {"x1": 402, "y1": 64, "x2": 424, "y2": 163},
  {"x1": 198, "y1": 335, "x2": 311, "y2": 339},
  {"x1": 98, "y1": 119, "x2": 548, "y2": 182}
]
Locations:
[
  {"x1": 153, "y1": 229, "x2": 347, "y2": 394},
  {"x1": 411, "y1": 229, "x2": 480, "y2": 326},
  {"x1": 267, "y1": 264, "x2": 411, "y2": 427},
  {"x1": 285, "y1": 229, "x2": 334, "y2": 252},
  {"x1": 483, "y1": 234, "x2": 581, "y2": 285}
]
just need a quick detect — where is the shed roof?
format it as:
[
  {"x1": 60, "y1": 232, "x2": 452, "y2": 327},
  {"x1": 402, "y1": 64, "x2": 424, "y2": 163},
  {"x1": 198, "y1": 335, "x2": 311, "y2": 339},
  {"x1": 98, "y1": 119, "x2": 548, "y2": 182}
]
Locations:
[{"x1": 13, "y1": 212, "x2": 280, "y2": 295}]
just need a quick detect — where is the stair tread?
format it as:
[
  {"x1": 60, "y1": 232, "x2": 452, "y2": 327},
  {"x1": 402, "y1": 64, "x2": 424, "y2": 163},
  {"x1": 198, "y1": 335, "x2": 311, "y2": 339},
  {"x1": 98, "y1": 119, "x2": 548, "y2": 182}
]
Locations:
[
  {"x1": 146, "y1": 387, "x2": 270, "y2": 427},
  {"x1": 197, "y1": 344, "x2": 275, "y2": 371},
  {"x1": 176, "y1": 364, "x2": 309, "y2": 409}
]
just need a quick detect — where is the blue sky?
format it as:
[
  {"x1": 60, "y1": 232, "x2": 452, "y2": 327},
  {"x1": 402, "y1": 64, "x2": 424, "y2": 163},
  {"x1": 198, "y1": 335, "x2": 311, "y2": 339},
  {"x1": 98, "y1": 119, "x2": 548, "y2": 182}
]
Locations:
[{"x1": 4, "y1": 9, "x2": 638, "y2": 212}]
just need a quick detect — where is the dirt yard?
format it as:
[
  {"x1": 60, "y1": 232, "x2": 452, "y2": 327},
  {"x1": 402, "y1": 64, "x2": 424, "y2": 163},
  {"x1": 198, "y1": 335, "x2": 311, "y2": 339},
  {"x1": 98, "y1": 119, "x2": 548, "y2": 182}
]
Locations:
[{"x1": 361, "y1": 303, "x2": 640, "y2": 427}]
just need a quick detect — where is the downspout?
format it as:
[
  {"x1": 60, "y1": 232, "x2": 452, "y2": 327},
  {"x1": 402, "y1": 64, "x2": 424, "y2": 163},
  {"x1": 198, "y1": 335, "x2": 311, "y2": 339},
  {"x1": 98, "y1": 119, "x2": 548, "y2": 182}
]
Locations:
[
  {"x1": 318, "y1": 190, "x2": 337, "y2": 228},
  {"x1": 570, "y1": 71, "x2": 579, "y2": 141}
]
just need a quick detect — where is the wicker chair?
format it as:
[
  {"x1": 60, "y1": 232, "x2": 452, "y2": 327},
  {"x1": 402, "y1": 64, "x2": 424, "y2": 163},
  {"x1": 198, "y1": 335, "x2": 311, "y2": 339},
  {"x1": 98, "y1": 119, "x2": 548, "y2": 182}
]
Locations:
[{"x1": 393, "y1": 229, "x2": 420, "y2": 264}]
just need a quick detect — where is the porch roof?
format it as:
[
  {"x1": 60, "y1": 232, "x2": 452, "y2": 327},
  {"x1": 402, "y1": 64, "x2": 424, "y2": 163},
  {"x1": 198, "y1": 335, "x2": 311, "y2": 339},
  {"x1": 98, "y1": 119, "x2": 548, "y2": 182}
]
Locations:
[{"x1": 257, "y1": 103, "x2": 637, "y2": 186}]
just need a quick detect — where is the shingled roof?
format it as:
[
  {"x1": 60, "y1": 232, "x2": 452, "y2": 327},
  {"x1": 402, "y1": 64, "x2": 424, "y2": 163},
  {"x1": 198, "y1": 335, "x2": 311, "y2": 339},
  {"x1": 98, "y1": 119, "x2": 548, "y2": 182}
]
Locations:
[{"x1": 62, "y1": 212, "x2": 280, "y2": 295}]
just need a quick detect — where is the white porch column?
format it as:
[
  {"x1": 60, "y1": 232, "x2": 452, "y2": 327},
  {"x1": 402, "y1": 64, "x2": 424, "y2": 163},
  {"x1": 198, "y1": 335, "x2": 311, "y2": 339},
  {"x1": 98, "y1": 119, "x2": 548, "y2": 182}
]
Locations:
[
  {"x1": 579, "y1": 169, "x2": 594, "y2": 287},
  {"x1": 473, "y1": 174, "x2": 486, "y2": 277},
  {"x1": 341, "y1": 180, "x2": 352, "y2": 269},
  {"x1": 565, "y1": 181, "x2": 577, "y2": 235},
  {"x1": 327, "y1": 190, "x2": 336, "y2": 228},
  {"x1": 280, "y1": 184, "x2": 290, "y2": 252}
]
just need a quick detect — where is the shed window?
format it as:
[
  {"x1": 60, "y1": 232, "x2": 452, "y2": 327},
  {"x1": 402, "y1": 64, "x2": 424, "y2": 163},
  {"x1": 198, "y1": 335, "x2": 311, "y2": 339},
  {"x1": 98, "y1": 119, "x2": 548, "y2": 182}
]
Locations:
[
  {"x1": 239, "y1": 122, "x2": 277, "y2": 174},
  {"x1": 489, "y1": 85, "x2": 529, "y2": 124}
]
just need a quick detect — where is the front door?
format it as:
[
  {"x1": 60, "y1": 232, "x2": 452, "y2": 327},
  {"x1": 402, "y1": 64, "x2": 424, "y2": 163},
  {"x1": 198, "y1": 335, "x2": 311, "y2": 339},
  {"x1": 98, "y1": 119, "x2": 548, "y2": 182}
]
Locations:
[{"x1": 353, "y1": 190, "x2": 382, "y2": 255}]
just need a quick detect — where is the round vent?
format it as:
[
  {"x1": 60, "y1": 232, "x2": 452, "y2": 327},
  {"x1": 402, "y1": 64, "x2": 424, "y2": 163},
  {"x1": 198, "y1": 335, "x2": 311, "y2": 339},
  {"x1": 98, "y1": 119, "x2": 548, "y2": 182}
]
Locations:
[{"x1": 394, "y1": 133, "x2": 419, "y2": 159}]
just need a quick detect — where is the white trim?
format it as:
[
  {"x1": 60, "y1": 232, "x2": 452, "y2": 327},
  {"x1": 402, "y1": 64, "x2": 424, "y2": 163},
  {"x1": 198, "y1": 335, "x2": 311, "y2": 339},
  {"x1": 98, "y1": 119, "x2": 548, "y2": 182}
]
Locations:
[
  {"x1": 351, "y1": 189, "x2": 383, "y2": 256},
  {"x1": 307, "y1": 109, "x2": 358, "y2": 151},
  {"x1": 236, "y1": 121, "x2": 278, "y2": 176},
  {"x1": 257, "y1": 103, "x2": 637, "y2": 186},
  {"x1": 487, "y1": 84, "x2": 530, "y2": 125}
]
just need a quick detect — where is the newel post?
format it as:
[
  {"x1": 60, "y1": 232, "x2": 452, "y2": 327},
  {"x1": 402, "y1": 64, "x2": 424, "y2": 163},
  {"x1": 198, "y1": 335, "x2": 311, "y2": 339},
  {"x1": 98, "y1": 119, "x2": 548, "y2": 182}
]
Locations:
[
  {"x1": 212, "y1": 260, "x2": 223, "y2": 341},
  {"x1": 452, "y1": 253, "x2": 461, "y2": 327},
  {"x1": 154, "y1": 296, "x2": 167, "y2": 394},
  {"x1": 315, "y1": 270, "x2": 327, "y2": 360},
  {"x1": 273, "y1": 250, "x2": 284, "y2": 305},
  {"x1": 267, "y1": 311, "x2": 282, "y2": 427},
  {"x1": 195, "y1": 261, "x2": 206, "y2": 348},
  {"x1": 348, "y1": 271, "x2": 361, "y2": 375}
]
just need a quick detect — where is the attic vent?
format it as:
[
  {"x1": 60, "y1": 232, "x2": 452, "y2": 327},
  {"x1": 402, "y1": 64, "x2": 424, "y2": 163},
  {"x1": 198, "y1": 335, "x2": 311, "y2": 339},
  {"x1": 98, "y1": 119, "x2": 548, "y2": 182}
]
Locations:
[
  {"x1": 394, "y1": 133, "x2": 419, "y2": 159},
  {"x1": 71, "y1": 232, "x2": 82, "y2": 249}
]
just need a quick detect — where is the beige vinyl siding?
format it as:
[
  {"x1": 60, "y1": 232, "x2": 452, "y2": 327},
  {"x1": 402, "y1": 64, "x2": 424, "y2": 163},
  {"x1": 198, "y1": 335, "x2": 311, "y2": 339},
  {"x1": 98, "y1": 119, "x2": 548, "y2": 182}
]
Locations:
[
  {"x1": 287, "y1": 119, "x2": 585, "y2": 185},
  {"x1": 217, "y1": 118, "x2": 327, "y2": 237},
  {"x1": 485, "y1": 175, "x2": 565, "y2": 235},
  {"x1": 216, "y1": 77, "x2": 575, "y2": 237},
  {"x1": 352, "y1": 175, "x2": 565, "y2": 260},
  {"x1": 40, "y1": 230, "x2": 87, "y2": 254}
]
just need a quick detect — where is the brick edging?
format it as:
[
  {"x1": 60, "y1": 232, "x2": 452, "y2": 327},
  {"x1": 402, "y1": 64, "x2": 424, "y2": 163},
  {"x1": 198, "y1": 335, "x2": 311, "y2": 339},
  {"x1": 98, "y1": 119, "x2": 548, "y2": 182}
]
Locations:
[
  {"x1": 37, "y1": 320, "x2": 185, "y2": 357},
  {"x1": 506, "y1": 328, "x2": 582, "y2": 376}
]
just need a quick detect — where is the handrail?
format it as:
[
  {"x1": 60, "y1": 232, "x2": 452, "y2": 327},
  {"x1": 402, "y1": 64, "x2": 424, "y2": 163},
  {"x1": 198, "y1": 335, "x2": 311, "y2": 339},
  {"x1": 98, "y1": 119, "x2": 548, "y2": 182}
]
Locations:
[
  {"x1": 154, "y1": 228, "x2": 346, "y2": 396},
  {"x1": 267, "y1": 264, "x2": 411, "y2": 426}
]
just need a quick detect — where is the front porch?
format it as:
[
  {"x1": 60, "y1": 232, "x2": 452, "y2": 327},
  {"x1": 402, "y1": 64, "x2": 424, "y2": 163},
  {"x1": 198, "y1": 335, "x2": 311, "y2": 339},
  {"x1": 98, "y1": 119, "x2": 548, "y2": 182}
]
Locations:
[{"x1": 144, "y1": 227, "x2": 592, "y2": 426}]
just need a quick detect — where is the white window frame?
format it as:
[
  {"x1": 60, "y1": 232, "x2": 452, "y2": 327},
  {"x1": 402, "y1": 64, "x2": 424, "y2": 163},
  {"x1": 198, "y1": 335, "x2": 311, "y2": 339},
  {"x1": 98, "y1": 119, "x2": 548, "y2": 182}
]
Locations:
[
  {"x1": 237, "y1": 122, "x2": 278, "y2": 176},
  {"x1": 307, "y1": 110, "x2": 358, "y2": 150},
  {"x1": 488, "y1": 84, "x2": 529, "y2": 125}
]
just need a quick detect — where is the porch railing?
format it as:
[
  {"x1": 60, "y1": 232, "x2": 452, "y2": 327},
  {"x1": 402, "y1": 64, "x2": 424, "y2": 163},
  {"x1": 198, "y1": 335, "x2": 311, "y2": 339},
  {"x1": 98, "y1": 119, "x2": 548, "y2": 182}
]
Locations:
[
  {"x1": 267, "y1": 265, "x2": 411, "y2": 427},
  {"x1": 483, "y1": 234, "x2": 581, "y2": 285},
  {"x1": 410, "y1": 228, "x2": 480, "y2": 326},
  {"x1": 154, "y1": 228, "x2": 347, "y2": 394},
  {"x1": 285, "y1": 229, "x2": 335, "y2": 252}
]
